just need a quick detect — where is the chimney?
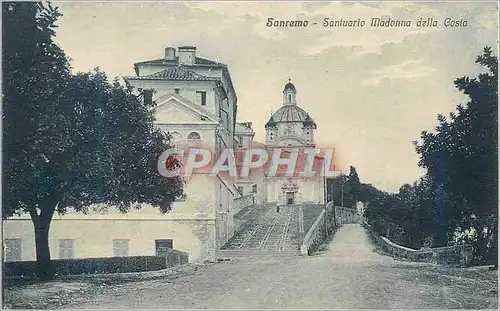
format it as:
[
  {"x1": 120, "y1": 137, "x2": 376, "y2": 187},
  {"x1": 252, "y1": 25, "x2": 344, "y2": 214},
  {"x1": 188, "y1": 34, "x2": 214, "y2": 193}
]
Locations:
[
  {"x1": 178, "y1": 46, "x2": 196, "y2": 65},
  {"x1": 164, "y1": 47, "x2": 176, "y2": 60}
]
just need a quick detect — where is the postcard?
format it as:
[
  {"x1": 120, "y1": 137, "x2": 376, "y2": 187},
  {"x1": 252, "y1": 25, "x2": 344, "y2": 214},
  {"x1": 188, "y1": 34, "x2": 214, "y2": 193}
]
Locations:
[{"x1": 2, "y1": 1, "x2": 498, "y2": 309}]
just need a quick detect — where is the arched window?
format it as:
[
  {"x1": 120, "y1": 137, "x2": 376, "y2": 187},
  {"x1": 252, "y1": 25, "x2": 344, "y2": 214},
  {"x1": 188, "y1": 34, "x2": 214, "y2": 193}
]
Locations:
[
  {"x1": 187, "y1": 132, "x2": 201, "y2": 140},
  {"x1": 288, "y1": 94, "x2": 292, "y2": 102}
]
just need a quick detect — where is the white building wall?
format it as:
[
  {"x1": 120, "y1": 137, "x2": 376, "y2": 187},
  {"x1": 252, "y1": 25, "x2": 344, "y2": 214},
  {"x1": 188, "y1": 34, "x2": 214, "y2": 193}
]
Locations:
[
  {"x1": 2, "y1": 218, "x2": 216, "y2": 263},
  {"x1": 2, "y1": 172, "x2": 219, "y2": 263},
  {"x1": 126, "y1": 79, "x2": 219, "y2": 117}
]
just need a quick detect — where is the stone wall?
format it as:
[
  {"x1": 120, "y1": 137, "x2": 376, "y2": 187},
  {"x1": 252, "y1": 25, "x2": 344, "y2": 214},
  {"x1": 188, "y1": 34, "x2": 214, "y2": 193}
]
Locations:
[
  {"x1": 364, "y1": 223, "x2": 473, "y2": 267},
  {"x1": 335, "y1": 206, "x2": 360, "y2": 225}
]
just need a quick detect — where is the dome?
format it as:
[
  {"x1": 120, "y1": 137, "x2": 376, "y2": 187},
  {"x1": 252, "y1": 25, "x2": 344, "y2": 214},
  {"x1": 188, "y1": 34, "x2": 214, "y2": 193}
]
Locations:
[
  {"x1": 265, "y1": 105, "x2": 316, "y2": 128},
  {"x1": 284, "y1": 82, "x2": 296, "y2": 92}
]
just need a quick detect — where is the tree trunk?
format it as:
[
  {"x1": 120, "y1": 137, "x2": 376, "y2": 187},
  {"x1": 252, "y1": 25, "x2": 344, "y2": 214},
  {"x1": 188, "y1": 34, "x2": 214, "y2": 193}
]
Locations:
[{"x1": 34, "y1": 219, "x2": 53, "y2": 280}]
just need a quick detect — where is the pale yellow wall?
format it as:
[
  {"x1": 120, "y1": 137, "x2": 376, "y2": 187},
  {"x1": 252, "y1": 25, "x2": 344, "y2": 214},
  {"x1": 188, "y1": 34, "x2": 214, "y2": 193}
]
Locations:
[
  {"x1": 3, "y1": 218, "x2": 216, "y2": 263},
  {"x1": 2, "y1": 173, "x2": 219, "y2": 263},
  {"x1": 214, "y1": 177, "x2": 237, "y2": 248}
]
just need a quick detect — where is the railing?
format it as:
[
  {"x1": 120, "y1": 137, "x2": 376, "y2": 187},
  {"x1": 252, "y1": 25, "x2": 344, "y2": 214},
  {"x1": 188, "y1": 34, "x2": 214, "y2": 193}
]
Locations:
[
  {"x1": 233, "y1": 194, "x2": 254, "y2": 214},
  {"x1": 300, "y1": 202, "x2": 335, "y2": 255},
  {"x1": 364, "y1": 222, "x2": 473, "y2": 267}
]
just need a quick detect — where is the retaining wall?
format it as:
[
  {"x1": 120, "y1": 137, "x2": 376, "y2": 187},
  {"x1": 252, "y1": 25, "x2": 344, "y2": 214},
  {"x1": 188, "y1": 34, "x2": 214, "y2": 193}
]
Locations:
[
  {"x1": 335, "y1": 206, "x2": 360, "y2": 225},
  {"x1": 364, "y1": 223, "x2": 473, "y2": 267},
  {"x1": 4, "y1": 249, "x2": 189, "y2": 278}
]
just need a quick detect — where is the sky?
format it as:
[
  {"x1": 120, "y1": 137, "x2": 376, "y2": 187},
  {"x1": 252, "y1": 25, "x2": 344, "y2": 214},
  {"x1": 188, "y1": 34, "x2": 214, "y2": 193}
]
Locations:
[{"x1": 53, "y1": 1, "x2": 498, "y2": 193}]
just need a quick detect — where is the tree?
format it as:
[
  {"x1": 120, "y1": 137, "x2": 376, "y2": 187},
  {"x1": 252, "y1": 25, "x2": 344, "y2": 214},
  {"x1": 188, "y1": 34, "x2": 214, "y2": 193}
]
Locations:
[
  {"x1": 414, "y1": 47, "x2": 498, "y2": 264},
  {"x1": 2, "y1": 2, "x2": 184, "y2": 279},
  {"x1": 347, "y1": 166, "x2": 361, "y2": 204},
  {"x1": 326, "y1": 174, "x2": 349, "y2": 207}
]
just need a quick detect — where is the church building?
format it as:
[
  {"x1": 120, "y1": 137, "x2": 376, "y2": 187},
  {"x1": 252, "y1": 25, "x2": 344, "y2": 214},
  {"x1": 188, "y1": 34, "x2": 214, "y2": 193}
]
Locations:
[{"x1": 264, "y1": 81, "x2": 325, "y2": 206}]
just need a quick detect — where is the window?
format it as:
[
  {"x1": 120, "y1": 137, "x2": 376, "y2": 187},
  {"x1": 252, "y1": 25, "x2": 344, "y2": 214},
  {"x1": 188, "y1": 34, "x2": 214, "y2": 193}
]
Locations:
[
  {"x1": 113, "y1": 239, "x2": 129, "y2": 257},
  {"x1": 4, "y1": 238, "x2": 22, "y2": 261},
  {"x1": 288, "y1": 94, "x2": 292, "y2": 102},
  {"x1": 187, "y1": 132, "x2": 201, "y2": 140},
  {"x1": 143, "y1": 89, "x2": 153, "y2": 106},
  {"x1": 58, "y1": 239, "x2": 74, "y2": 259},
  {"x1": 196, "y1": 91, "x2": 207, "y2": 106},
  {"x1": 174, "y1": 88, "x2": 180, "y2": 94},
  {"x1": 252, "y1": 184, "x2": 258, "y2": 193},
  {"x1": 155, "y1": 239, "x2": 173, "y2": 256}
]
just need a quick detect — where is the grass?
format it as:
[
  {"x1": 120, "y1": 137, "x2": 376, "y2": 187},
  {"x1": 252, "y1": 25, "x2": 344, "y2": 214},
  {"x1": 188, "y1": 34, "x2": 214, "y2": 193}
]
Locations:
[{"x1": 301, "y1": 204, "x2": 324, "y2": 233}]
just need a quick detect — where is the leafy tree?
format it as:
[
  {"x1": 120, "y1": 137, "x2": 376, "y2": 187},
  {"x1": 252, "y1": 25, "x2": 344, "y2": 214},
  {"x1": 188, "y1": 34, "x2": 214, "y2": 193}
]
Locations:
[
  {"x1": 414, "y1": 47, "x2": 498, "y2": 263},
  {"x1": 358, "y1": 183, "x2": 385, "y2": 203},
  {"x1": 327, "y1": 167, "x2": 376, "y2": 209},
  {"x1": 326, "y1": 174, "x2": 351, "y2": 207},
  {"x1": 3, "y1": 2, "x2": 184, "y2": 279},
  {"x1": 347, "y1": 166, "x2": 361, "y2": 203}
]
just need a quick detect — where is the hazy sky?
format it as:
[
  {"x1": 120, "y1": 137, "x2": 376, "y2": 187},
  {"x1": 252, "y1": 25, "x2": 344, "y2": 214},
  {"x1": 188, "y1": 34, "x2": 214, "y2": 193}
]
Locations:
[{"x1": 53, "y1": 1, "x2": 498, "y2": 192}]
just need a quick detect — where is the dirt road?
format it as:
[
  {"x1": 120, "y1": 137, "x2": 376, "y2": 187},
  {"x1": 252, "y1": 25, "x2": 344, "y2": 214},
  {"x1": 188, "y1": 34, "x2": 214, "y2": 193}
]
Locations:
[{"x1": 63, "y1": 224, "x2": 497, "y2": 309}]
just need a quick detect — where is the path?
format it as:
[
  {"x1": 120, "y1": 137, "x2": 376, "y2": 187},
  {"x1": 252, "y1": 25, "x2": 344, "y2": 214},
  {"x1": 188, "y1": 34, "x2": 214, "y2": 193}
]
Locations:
[{"x1": 65, "y1": 224, "x2": 498, "y2": 309}]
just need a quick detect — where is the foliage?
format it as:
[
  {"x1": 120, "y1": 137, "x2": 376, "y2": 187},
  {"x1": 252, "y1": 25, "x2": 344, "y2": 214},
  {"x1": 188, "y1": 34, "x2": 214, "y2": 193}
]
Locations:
[
  {"x1": 2, "y1": 2, "x2": 184, "y2": 279},
  {"x1": 326, "y1": 166, "x2": 363, "y2": 208},
  {"x1": 414, "y1": 46, "x2": 498, "y2": 263},
  {"x1": 347, "y1": 166, "x2": 361, "y2": 203},
  {"x1": 362, "y1": 47, "x2": 498, "y2": 265}
]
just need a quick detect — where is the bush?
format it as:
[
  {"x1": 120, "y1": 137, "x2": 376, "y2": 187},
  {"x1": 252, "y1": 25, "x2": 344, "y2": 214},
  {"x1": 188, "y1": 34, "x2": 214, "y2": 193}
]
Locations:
[{"x1": 3, "y1": 255, "x2": 178, "y2": 278}]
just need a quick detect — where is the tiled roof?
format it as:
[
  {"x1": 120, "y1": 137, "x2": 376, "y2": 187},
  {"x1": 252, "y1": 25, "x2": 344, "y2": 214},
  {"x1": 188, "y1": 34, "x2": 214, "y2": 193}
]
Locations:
[
  {"x1": 134, "y1": 57, "x2": 224, "y2": 66},
  {"x1": 265, "y1": 105, "x2": 316, "y2": 127},
  {"x1": 130, "y1": 66, "x2": 220, "y2": 81}
]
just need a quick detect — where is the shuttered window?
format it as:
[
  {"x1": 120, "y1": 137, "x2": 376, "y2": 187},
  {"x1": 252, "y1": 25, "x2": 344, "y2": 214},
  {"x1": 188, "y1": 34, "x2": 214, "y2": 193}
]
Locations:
[
  {"x1": 58, "y1": 239, "x2": 74, "y2": 259},
  {"x1": 113, "y1": 239, "x2": 129, "y2": 257},
  {"x1": 4, "y1": 238, "x2": 22, "y2": 261}
]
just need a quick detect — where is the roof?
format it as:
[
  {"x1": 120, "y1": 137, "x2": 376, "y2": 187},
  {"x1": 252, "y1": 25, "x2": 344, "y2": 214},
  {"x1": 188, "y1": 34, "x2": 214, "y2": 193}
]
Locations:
[
  {"x1": 129, "y1": 50, "x2": 238, "y2": 115},
  {"x1": 265, "y1": 105, "x2": 316, "y2": 128},
  {"x1": 134, "y1": 56, "x2": 224, "y2": 67},
  {"x1": 125, "y1": 66, "x2": 220, "y2": 81},
  {"x1": 284, "y1": 82, "x2": 296, "y2": 92}
]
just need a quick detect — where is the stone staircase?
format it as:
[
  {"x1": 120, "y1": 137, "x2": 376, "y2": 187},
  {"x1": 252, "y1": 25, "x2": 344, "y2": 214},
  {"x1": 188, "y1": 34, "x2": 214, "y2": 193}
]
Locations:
[
  {"x1": 219, "y1": 205, "x2": 302, "y2": 260},
  {"x1": 218, "y1": 249, "x2": 301, "y2": 259}
]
